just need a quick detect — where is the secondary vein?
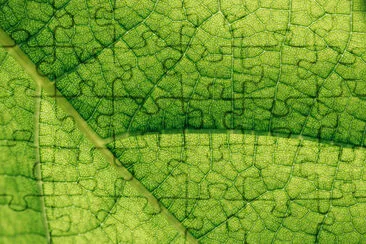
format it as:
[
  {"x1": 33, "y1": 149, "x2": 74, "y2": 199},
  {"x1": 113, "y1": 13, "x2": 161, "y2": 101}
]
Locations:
[{"x1": 34, "y1": 84, "x2": 51, "y2": 244}]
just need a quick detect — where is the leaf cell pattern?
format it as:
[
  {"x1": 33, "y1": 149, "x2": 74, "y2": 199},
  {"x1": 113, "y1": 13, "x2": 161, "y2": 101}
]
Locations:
[
  {"x1": 0, "y1": 0, "x2": 366, "y2": 243},
  {"x1": 1, "y1": 0, "x2": 366, "y2": 145},
  {"x1": 110, "y1": 132, "x2": 366, "y2": 243}
]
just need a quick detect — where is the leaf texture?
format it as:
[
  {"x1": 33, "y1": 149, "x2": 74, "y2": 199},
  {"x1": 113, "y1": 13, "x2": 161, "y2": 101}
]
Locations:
[
  {"x1": 110, "y1": 132, "x2": 366, "y2": 243},
  {"x1": 1, "y1": 0, "x2": 366, "y2": 144},
  {"x1": 0, "y1": 46, "x2": 191, "y2": 243},
  {"x1": 0, "y1": 0, "x2": 366, "y2": 243}
]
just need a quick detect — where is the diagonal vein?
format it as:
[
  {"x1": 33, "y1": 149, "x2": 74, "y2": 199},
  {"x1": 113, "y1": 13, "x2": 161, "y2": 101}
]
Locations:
[{"x1": 0, "y1": 28, "x2": 198, "y2": 244}]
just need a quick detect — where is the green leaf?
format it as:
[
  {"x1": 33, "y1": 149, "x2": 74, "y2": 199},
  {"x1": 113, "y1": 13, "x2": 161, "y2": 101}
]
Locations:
[
  {"x1": 0, "y1": 43, "x2": 46, "y2": 244},
  {"x1": 110, "y1": 133, "x2": 366, "y2": 243},
  {"x1": 0, "y1": 0, "x2": 366, "y2": 243},
  {"x1": 0, "y1": 46, "x2": 192, "y2": 243},
  {"x1": 1, "y1": 0, "x2": 366, "y2": 144}
]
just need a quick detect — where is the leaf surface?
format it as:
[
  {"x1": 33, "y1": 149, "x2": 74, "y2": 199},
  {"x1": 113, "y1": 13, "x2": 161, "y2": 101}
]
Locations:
[
  {"x1": 1, "y1": 0, "x2": 366, "y2": 144},
  {"x1": 110, "y1": 132, "x2": 366, "y2": 243},
  {"x1": 0, "y1": 46, "x2": 190, "y2": 243},
  {"x1": 0, "y1": 0, "x2": 366, "y2": 243}
]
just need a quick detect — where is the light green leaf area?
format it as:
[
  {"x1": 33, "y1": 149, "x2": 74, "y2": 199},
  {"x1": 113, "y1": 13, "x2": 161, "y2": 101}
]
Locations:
[
  {"x1": 0, "y1": 44, "x2": 46, "y2": 243},
  {"x1": 110, "y1": 133, "x2": 366, "y2": 243},
  {"x1": 1, "y1": 0, "x2": 366, "y2": 145},
  {"x1": 0, "y1": 47, "x2": 188, "y2": 243}
]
